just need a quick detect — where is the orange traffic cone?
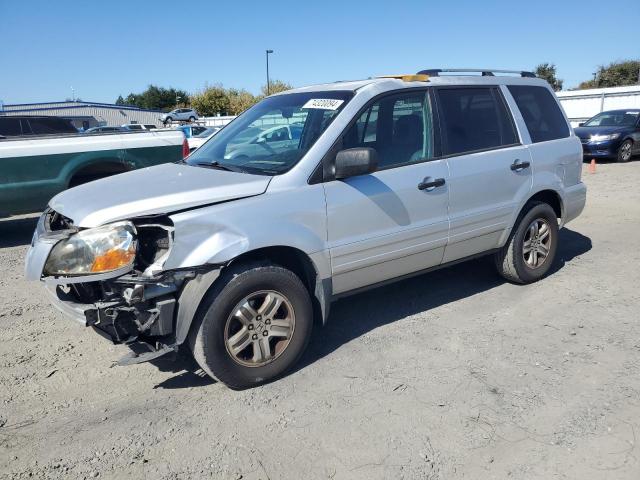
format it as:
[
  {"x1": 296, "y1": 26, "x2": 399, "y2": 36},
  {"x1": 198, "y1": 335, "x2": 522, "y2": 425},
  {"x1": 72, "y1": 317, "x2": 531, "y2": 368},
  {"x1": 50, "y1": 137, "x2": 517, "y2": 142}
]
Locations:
[{"x1": 588, "y1": 159, "x2": 596, "y2": 174}]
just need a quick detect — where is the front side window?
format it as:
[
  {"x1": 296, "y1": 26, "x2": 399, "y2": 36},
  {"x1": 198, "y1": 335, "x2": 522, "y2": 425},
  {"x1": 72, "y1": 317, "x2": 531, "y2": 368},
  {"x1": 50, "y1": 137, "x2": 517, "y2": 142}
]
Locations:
[
  {"x1": 583, "y1": 111, "x2": 639, "y2": 127},
  {"x1": 436, "y1": 87, "x2": 518, "y2": 156},
  {"x1": 508, "y1": 85, "x2": 569, "y2": 143},
  {"x1": 342, "y1": 91, "x2": 434, "y2": 169},
  {"x1": 187, "y1": 91, "x2": 352, "y2": 175}
]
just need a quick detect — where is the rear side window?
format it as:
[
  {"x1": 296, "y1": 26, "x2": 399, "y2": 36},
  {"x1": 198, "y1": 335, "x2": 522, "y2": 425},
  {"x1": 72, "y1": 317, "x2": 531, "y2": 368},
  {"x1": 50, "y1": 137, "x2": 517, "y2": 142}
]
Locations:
[
  {"x1": 0, "y1": 118, "x2": 23, "y2": 136},
  {"x1": 507, "y1": 86, "x2": 569, "y2": 143},
  {"x1": 435, "y1": 87, "x2": 518, "y2": 156}
]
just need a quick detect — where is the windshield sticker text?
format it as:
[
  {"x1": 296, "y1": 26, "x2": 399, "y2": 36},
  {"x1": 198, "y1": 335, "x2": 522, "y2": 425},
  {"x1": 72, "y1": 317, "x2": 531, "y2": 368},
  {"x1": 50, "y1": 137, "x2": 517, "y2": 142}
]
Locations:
[{"x1": 302, "y1": 99, "x2": 344, "y2": 110}]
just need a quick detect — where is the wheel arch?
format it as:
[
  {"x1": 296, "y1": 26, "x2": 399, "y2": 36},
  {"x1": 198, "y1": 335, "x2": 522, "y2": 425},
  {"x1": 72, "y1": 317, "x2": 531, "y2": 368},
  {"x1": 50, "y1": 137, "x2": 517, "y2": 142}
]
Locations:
[
  {"x1": 67, "y1": 159, "x2": 130, "y2": 188},
  {"x1": 174, "y1": 245, "x2": 331, "y2": 345},
  {"x1": 500, "y1": 188, "x2": 564, "y2": 247}
]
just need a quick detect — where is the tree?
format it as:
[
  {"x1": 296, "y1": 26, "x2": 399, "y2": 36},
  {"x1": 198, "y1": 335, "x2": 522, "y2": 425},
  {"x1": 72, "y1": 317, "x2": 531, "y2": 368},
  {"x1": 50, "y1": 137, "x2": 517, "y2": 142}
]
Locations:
[
  {"x1": 190, "y1": 84, "x2": 231, "y2": 116},
  {"x1": 115, "y1": 85, "x2": 189, "y2": 111},
  {"x1": 227, "y1": 88, "x2": 258, "y2": 115},
  {"x1": 261, "y1": 80, "x2": 293, "y2": 97},
  {"x1": 534, "y1": 63, "x2": 563, "y2": 91},
  {"x1": 578, "y1": 60, "x2": 640, "y2": 89}
]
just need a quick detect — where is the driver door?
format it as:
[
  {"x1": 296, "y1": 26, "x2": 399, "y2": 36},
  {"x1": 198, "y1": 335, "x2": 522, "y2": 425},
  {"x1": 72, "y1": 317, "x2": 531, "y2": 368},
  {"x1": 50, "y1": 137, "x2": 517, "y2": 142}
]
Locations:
[{"x1": 324, "y1": 90, "x2": 450, "y2": 294}]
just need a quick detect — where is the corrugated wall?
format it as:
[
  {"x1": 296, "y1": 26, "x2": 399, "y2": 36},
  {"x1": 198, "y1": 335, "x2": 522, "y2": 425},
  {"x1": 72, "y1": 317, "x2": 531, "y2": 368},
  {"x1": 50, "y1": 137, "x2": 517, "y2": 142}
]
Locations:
[{"x1": 1, "y1": 103, "x2": 165, "y2": 127}]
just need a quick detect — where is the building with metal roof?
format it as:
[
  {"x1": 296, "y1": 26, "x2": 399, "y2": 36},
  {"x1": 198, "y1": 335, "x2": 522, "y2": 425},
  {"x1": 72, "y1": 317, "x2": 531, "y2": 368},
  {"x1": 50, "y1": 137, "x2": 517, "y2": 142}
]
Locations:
[{"x1": 0, "y1": 101, "x2": 165, "y2": 129}]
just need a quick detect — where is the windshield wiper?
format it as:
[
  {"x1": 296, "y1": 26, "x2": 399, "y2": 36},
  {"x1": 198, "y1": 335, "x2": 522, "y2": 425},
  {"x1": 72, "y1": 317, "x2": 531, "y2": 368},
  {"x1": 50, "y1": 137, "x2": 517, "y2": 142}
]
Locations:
[{"x1": 193, "y1": 161, "x2": 242, "y2": 173}]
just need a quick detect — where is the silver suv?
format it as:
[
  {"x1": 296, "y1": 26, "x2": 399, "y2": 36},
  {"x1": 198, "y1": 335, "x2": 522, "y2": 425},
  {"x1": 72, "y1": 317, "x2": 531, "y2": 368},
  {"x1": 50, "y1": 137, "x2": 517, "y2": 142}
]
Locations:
[
  {"x1": 161, "y1": 108, "x2": 198, "y2": 124},
  {"x1": 25, "y1": 69, "x2": 587, "y2": 389}
]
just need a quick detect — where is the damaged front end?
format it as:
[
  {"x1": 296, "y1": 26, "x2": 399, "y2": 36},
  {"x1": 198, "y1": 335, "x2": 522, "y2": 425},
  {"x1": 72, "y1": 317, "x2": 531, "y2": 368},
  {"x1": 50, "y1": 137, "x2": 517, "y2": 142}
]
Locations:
[{"x1": 27, "y1": 210, "x2": 217, "y2": 365}]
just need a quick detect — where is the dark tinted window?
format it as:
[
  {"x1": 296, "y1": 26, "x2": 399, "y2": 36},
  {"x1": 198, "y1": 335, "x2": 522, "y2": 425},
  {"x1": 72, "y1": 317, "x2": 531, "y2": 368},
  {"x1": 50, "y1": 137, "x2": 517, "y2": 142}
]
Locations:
[
  {"x1": 343, "y1": 91, "x2": 434, "y2": 169},
  {"x1": 0, "y1": 118, "x2": 23, "y2": 136},
  {"x1": 28, "y1": 117, "x2": 77, "y2": 134},
  {"x1": 436, "y1": 88, "x2": 518, "y2": 156},
  {"x1": 508, "y1": 86, "x2": 569, "y2": 143}
]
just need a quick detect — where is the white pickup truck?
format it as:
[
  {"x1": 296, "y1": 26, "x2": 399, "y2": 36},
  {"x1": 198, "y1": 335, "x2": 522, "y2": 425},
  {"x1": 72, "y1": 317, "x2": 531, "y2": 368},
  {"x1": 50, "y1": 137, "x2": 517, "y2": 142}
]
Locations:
[{"x1": 0, "y1": 130, "x2": 186, "y2": 217}]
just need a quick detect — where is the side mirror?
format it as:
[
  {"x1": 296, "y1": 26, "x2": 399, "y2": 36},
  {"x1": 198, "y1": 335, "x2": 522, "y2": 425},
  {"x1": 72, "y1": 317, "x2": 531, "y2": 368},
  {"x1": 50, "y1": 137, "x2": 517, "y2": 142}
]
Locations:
[
  {"x1": 335, "y1": 147, "x2": 378, "y2": 179},
  {"x1": 578, "y1": 122, "x2": 585, "y2": 127}
]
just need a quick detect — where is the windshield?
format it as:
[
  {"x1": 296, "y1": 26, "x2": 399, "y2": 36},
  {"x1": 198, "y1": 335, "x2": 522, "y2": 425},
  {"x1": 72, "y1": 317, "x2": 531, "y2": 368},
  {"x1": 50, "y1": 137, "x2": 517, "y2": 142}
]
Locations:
[
  {"x1": 186, "y1": 91, "x2": 353, "y2": 175},
  {"x1": 584, "y1": 111, "x2": 639, "y2": 127}
]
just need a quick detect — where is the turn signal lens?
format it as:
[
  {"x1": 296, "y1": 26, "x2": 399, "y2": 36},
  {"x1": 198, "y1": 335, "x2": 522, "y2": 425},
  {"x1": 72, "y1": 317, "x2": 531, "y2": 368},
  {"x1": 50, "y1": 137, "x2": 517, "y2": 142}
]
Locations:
[{"x1": 91, "y1": 247, "x2": 136, "y2": 272}]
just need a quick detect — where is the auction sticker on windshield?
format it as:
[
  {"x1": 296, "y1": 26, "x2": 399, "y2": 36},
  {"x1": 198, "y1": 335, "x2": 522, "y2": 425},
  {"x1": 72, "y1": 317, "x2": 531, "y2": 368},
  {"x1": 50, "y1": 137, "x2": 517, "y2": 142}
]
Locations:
[{"x1": 302, "y1": 99, "x2": 344, "y2": 110}]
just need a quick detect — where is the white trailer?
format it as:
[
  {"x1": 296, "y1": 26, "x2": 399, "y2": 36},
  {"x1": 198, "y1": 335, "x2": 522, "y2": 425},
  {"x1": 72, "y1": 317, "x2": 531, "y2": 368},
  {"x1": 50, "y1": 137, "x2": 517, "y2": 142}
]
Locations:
[{"x1": 557, "y1": 85, "x2": 640, "y2": 127}]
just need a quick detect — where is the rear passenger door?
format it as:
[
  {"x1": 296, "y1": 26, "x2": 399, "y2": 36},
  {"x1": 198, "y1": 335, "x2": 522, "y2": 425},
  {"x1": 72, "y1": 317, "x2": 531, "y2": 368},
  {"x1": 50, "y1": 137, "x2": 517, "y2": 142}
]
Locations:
[{"x1": 434, "y1": 86, "x2": 532, "y2": 263}]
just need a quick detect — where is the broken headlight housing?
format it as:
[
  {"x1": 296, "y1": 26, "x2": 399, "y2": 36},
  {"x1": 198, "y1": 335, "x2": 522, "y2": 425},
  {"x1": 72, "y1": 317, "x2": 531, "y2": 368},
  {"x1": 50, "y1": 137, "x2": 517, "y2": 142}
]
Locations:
[{"x1": 44, "y1": 221, "x2": 137, "y2": 276}]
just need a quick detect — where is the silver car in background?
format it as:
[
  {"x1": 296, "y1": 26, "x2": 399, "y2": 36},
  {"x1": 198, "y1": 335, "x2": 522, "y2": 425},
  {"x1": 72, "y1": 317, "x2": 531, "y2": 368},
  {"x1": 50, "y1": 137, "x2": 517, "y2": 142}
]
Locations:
[
  {"x1": 161, "y1": 108, "x2": 199, "y2": 124},
  {"x1": 25, "y1": 69, "x2": 586, "y2": 389}
]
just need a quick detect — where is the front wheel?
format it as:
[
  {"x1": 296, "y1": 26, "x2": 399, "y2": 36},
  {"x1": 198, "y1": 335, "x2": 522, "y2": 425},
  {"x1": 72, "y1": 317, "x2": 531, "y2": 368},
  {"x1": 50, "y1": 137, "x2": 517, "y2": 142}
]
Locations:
[
  {"x1": 188, "y1": 263, "x2": 313, "y2": 389},
  {"x1": 164, "y1": 117, "x2": 173, "y2": 125},
  {"x1": 189, "y1": 116, "x2": 196, "y2": 123},
  {"x1": 617, "y1": 140, "x2": 633, "y2": 163},
  {"x1": 494, "y1": 202, "x2": 558, "y2": 284}
]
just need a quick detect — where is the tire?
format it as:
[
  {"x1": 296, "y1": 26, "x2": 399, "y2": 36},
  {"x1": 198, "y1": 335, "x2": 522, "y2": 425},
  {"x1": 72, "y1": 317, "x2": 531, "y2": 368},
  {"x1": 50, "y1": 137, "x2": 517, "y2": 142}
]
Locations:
[
  {"x1": 189, "y1": 116, "x2": 196, "y2": 123},
  {"x1": 188, "y1": 263, "x2": 313, "y2": 389},
  {"x1": 164, "y1": 116, "x2": 173, "y2": 125},
  {"x1": 494, "y1": 201, "x2": 559, "y2": 284},
  {"x1": 617, "y1": 139, "x2": 633, "y2": 163}
]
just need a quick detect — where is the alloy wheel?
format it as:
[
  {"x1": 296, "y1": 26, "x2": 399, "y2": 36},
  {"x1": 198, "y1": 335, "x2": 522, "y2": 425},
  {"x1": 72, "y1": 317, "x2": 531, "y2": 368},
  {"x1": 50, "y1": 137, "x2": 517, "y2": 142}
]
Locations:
[
  {"x1": 523, "y1": 218, "x2": 552, "y2": 268},
  {"x1": 621, "y1": 142, "x2": 632, "y2": 161},
  {"x1": 224, "y1": 290, "x2": 295, "y2": 367}
]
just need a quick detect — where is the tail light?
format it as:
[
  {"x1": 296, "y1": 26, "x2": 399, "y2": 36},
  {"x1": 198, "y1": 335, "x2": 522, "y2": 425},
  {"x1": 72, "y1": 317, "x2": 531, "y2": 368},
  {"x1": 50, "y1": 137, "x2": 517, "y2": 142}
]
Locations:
[{"x1": 182, "y1": 138, "x2": 190, "y2": 159}]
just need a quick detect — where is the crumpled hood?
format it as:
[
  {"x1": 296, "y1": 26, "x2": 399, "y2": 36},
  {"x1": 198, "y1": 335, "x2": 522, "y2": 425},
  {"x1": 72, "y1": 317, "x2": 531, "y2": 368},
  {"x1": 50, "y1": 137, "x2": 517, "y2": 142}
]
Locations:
[
  {"x1": 573, "y1": 126, "x2": 629, "y2": 139},
  {"x1": 50, "y1": 163, "x2": 271, "y2": 227}
]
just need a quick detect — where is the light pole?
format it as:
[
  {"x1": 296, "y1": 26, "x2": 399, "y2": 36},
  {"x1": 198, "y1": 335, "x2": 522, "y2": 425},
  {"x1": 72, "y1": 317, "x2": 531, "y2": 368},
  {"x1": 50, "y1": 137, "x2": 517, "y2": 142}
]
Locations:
[{"x1": 266, "y1": 49, "x2": 274, "y2": 95}]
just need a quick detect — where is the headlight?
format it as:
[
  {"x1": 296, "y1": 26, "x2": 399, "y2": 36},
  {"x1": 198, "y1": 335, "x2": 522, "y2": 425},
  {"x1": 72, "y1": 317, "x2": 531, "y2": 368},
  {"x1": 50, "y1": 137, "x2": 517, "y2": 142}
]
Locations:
[
  {"x1": 590, "y1": 133, "x2": 620, "y2": 142},
  {"x1": 44, "y1": 222, "x2": 137, "y2": 276}
]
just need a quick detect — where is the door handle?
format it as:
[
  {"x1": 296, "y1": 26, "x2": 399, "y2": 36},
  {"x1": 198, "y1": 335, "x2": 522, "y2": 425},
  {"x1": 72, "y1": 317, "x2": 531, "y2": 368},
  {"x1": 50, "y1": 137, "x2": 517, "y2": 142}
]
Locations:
[
  {"x1": 510, "y1": 159, "x2": 530, "y2": 171},
  {"x1": 418, "y1": 177, "x2": 446, "y2": 191}
]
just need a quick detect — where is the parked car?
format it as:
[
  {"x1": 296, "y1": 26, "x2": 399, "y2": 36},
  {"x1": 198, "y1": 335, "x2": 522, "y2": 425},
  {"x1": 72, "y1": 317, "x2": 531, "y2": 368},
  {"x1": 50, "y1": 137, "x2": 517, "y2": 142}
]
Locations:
[
  {"x1": 26, "y1": 69, "x2": 586, "y2": 389},
  {"x1": 225, "y1": 124, "x2": 303, "y2": 160},
  {"x1": 574, "y1": 109, "x2": 640, "y2": 162},
  {"x1": 0, "y1": 116, "x2": 77, "y2": 137},
  {"x1": 1, "y1": 130, "x2": 187, "y2": 216},
  {"x1": 161, "y1": 108, "x2": 199, "y2": 124},
  {"x1": 83, "y1": 126, "x2": 127, "y2": 134},
  {"x1": 122, "y1": 124, "x2": 158, "y2": 131},
  {"x1": 176, "y1": 124, "x2": 210, "y2": 138},
  {"x1": 185, "y1": 126, "x2": 221, "y2": 152}
]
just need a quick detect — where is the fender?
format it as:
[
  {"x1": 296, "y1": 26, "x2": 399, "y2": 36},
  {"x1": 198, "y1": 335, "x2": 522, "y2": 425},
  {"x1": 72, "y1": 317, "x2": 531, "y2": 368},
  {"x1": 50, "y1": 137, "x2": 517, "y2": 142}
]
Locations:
[{"x1": 167, "y1": 185, "x2": 332, "y2": 343}]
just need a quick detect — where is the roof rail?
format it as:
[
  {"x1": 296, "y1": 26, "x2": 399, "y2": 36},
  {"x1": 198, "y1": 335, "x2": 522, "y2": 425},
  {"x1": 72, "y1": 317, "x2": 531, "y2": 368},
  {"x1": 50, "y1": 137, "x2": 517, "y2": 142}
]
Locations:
[{"x1": 417, "y1": 68, "x2": 536, "y2": 78}]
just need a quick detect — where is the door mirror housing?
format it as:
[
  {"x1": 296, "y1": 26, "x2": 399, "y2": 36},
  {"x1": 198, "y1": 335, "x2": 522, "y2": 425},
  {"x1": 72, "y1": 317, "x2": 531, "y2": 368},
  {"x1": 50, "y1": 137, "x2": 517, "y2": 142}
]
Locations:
[
  {"x1": 335, "y1": 147, "x2": 378, "y2": 179},
  {"x1": 578, "y1": 122, "x2": 585, "y2": 127}
]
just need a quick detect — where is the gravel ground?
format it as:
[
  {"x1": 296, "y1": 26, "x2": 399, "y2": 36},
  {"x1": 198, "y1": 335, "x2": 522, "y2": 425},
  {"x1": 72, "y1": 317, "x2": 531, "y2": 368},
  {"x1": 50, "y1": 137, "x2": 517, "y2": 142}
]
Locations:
[{"x1": 1, "y1": 161, "x2": 639, "y2": 480}]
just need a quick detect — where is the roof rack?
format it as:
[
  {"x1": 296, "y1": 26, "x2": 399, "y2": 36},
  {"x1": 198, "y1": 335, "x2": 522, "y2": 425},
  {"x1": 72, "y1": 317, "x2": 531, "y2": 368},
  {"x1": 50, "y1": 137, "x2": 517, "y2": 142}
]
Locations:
[{"x1": 417, "y1": 68, "x2": 536, "y2": 78}]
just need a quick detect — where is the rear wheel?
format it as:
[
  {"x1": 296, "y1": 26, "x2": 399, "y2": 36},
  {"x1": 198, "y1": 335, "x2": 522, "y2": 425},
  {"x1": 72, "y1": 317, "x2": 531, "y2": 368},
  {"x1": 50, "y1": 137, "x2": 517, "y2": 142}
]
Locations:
[
  {"x1": 494, "y1": 202, "x2": 558, "y2": 284},
  {"x1": 188, "y1": 263, "x2": 313, "y2": 389},
  {"x1": 617, "y1": 140, "x2": 633, "y2": 163},
  {"x1": 189, "y1": 116, "x2": 196, "y2": 123}
]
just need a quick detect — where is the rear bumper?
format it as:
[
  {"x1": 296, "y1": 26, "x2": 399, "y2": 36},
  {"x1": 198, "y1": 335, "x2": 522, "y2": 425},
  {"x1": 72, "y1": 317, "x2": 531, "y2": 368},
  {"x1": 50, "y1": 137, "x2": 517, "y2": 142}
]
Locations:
[{"x1": 562, "y1": 182, "x2": 587, "y2": 226}]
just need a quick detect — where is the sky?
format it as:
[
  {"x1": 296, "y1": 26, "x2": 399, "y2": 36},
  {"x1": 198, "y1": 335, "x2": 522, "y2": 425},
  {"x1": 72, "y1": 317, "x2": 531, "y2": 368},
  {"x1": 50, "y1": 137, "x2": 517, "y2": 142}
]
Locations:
[{"x1": 1, "y1": 0, "x2": 639, "y2": 105}]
